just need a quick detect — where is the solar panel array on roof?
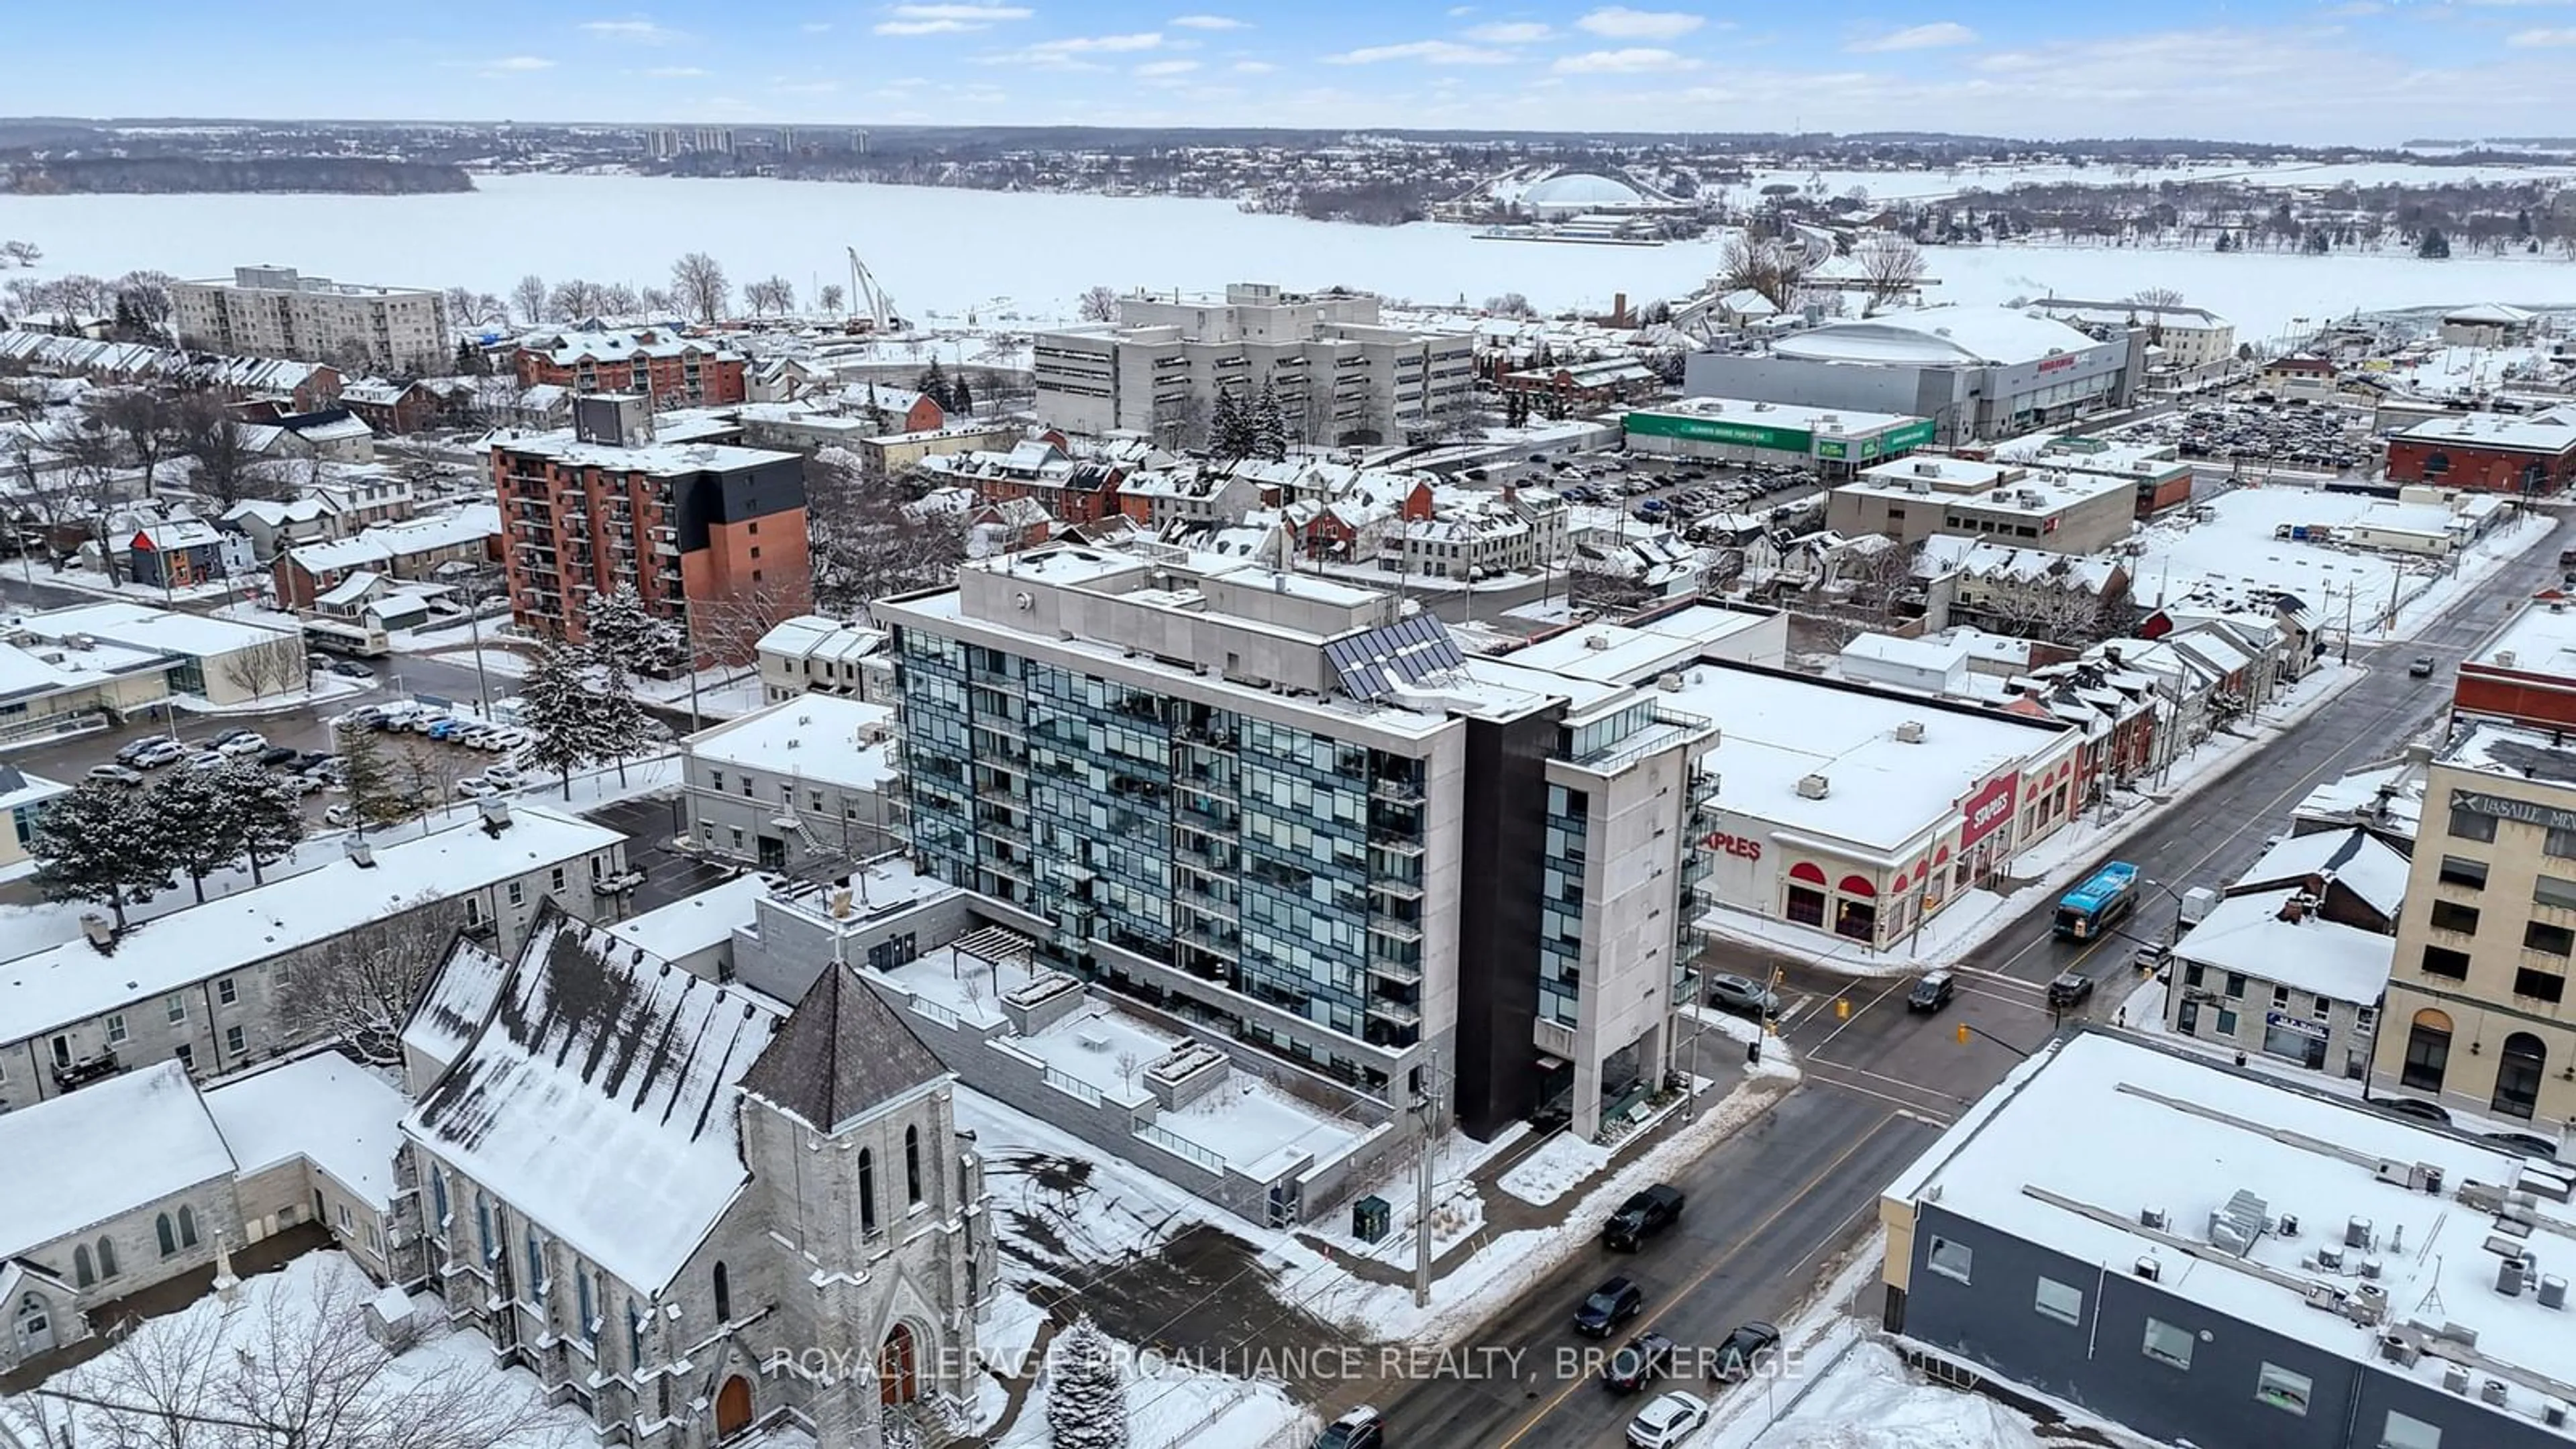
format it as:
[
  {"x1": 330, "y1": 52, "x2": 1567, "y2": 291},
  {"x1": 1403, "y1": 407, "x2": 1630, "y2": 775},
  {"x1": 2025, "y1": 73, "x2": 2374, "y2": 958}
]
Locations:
[{"x1": 1326, "y1": 615, "x2": 1466, "y2": 702}]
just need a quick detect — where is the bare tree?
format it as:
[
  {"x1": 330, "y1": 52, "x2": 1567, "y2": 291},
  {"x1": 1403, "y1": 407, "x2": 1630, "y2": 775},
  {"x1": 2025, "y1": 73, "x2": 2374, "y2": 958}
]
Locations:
[
  {"x1": 1851, "y1": 234, "x2": 1927, "y2": 312},
  {"x1": 598, "y1": 281, "x2": 640, "y2": 316},
  {"x1": 59, "y1": 424, "x2": 132, "y2": 582},
  {"x1": 442, "y1": 286, "x2": 506, "y2": 329},
  {"x1": 1075, "y1": 284, "x2": 1120, "y2": 323},
  {"x1": 1150, "y1": 390, "x2": 1212, "y2": 451},
  {"x1": 2125, "y1": 286, "x2": 2186, "y2": 309},
  {"x1": 172, "y1": 394, "x2": 290, "y2": 510},
  {"x1": 1483, "y1": 292, "x2": 1535, "y2": 317},
  {"x1": 219, "y1": 637, "x2": 309, "y2": 701},
  {"x1": 1714, "y1": 233, "x2": 1811, "y2": 312},
  {"x1": 44, "y1": 1250, "x2": 571, "y2": 1449},
  {"x1": 806, "y1": 450, "x2": 965, "y2": 617},
  {"x1": 744, "y1": 274, "x2": 796, "y2": 317},
  {"x1": 670, "y1": 252, "x2": 731, "y2": 323},
  {"x1": 95, "y1": 389, "x2": 178, "y2": 496},
  {"x1": 818, "y1": 282, "x2": 847, "y2": 315},
  {"x1": 510, "y1": 274, "x2": 548, "y2": 325},
  {"x1": 275, "y1": 895, "x2": 471, "y2": 1067}
]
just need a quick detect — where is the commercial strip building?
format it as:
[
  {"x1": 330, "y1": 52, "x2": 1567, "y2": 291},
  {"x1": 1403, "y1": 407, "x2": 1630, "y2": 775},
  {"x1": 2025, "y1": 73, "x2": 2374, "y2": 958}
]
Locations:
[
  {"x1": 1832, "y1": 455, "x2": 2138, "y2": 554},
  {"x1": 0, "y1": 802, "x2": 627, "y2": 1112},
  {"x1": 11, "y1": 602, "x2": 308, "y2": 710},
  {"x1": 170, "y1": 265, "x2": 451, "y2": 376},
  {"x1": 2457, "y1": 596, "x2": 2576, "y2": 732},
  {"x1": 2385, "y1": 411, "x2": 2576, "y2": 494},
  {"x1": 1674, "y1": 662, "x2": 2082, "y2": 951},
  {"x1": 488, "y1": 394, "x2": 810, "y2": 664},
  {"x1": 2374, "y1": 718, "x2": 2576, "y2": 1126},
  {"x1": 1619, "y1": 396, "x2": 1935, "y2": 473},
  {"x1": 510, "y1": 325, "x2": 747, "y2": 407},
  {"x1": 1988, "y1": 431, "x2": 2197, "y2": 516},
  {"x1": 1883, "y1": 1031, "x2": 2576, "y2": 1449},
  {"x1": 1032, "y1": 281, "x2": 1477, "y2": 446},
  {"x1": 878, "y1": 545, "x2": 1744, "y2": 1140},
  {"x1": 1683, "y1": 306, "x2": 2141, "y2": 447}
]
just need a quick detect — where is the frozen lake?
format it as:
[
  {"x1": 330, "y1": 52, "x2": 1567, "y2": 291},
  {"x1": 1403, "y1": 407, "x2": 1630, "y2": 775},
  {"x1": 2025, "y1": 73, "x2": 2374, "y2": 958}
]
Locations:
[{"x1": 3, "y1": 171, "x2": 2575, "y2": 341}]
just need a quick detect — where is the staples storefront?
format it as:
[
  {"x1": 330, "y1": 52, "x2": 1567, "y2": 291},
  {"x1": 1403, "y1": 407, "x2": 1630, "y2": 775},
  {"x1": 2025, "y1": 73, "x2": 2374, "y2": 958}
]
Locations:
[{"x1": 1680, "y1": 668, "x2": 2083, "y2": 953}]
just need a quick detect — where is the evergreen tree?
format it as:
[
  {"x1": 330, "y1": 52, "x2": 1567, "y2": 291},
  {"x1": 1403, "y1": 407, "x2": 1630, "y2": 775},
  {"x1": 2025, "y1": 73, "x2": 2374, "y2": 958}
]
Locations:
[
  {"x1": 2213, "y1": 230, "x2": 2235, "y2": 253},
  {"x1": 521, "y1": 637, "x2": 607, "y2": 800},
  {"x1": 863, "y1": 381, "x2": 891, "y2": 433},
  {"x1": 30, "y1": 781, "x2": 174, "y2": 930},
  {"x1": 1045, "y1": 1315, "x2": 1128, "y2": 1449},
  {"x1": 2517, "y1": 208, "x2": 2534, "y2": 240},
  {"x1": 582, "y1": 586, "x2": 683, "y2": 678},
  {"x1": 1208, "y1": 386, "x2": 1249, "y2": 461},
  {"x1": 150, "y1": 763, "x2": 246, "y2": 903},
  {"x1": 219, "y1": 759, "x2": 307, "y2": 885},
  {"x1": 452, "y1": 337, "x2": 488, "y2": 376},
  {"x1": 950, "y1": 374, "x2": 974, "y2": 415},
  {"x1": 2417, "y1": 227, "x2": 2451, "y2": 260},
  {"x1": 334, "y1": 718, "x2": 408, "y2": 828},
  {"x1": 916, "y1": 358, "x2": 952, "y2": 410},
  {"x1": 1250, "y1": 381, "x2": 1289, "y2": 462}
]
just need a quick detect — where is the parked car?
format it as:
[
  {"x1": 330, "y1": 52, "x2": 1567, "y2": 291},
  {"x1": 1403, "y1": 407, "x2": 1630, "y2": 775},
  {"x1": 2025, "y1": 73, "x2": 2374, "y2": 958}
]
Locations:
[
  {"x1": 2046, "y1": 972, "x2": 2096, "y2": 1009},
  {"x1": 1603, "y1": 1184, "x2": 1685, "y2": 1252},
  {"x1": 1625, "y1": 1391, "x2": 1709, "y2": 1449},
  {"x1": 217, "y1": 733, "x2": 268, "y2": 757},
  {"x1": 323, "y1": 804, "x2": 358, "y2": 828},
  {"x1": 293, "y1": 751, "x2": 334, "y2": 772},
  {"x1": 1706, "y1": 973, "x2": 1778, "y2": 1018},
  {"x1": 1601, "y1": 1331, "x2": 1676, "y2": 1393},
  {"x1": 282, "y1": 775, "x2": 323, "y2": 796},
  {"x1": 1525, "y1": 1102, "x2": 1572, "y2": 1134},
  {"x1": 455, "y1": 777, "x2": 501, "y2": 800},
  {"x1": 187, "y1": 751, "x2": 227, "y2": 771},
  {"x1": 2374, "y1": 1097, "x2": 2452, "y2": 1126},
  {"x1": 1573, "y1": 1277, "x2": 1644, "y2": 1338},
  {"x1": 2483, "y1": 1131, "x2": 2560, "y2": 1160},
  {"x1": 450, "y1": 722, "x2": 499, "y2": 747},
  {"x1": 329, "y1": 659, "x2": 374, "y2": 679},
  {"x1": 1710, "y1": 1322, "x2": 1781, "y2": 1382},
  {"x1": 2409, "y1": 655, "x2": 2435, "y2": 678},
  {"x1": 409, "y1": 712, "x2": 451, "y2": 734},
  {"x1": 425, "y1": 717, "x2": 470, "y2": 740},
  {"x1": 113, "y1": 739, "x2": 158, "y2": 765},
  {"x1": 130, "y1": 739, "x2": 188, "y2": 769},
  {"x1": 86, "y1": 763, "x2": 144, "y2": 786},
  {"x1": 1311, "y1": 1407, "x2": 1383, "y2": 1449},
  {"x1": 1907, "y1": 971, "x2": 1956, "y2": 1013},
  {"x1": 210, "y1": 727, "x2": 258, "y2": 746},
  {"x1": 256, "y1": 745, "x2": 300, "y2": 767}
]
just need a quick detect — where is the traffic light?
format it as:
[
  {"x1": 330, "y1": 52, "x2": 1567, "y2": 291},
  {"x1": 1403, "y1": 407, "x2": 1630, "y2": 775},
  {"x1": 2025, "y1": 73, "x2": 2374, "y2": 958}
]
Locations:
[
  {"x1": 1835, "y1": 997, "x2": 1851, "y2": 1020},
  {"x1": 1955, "y1": 1022, "x2": 1971, "y2": 1046}
]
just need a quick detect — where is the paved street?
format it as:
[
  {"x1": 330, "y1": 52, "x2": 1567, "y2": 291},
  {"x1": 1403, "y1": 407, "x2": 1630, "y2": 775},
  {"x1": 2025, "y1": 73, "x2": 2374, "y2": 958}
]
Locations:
[{"x1": 1358, "y1": 511, "x2": 2575, "y2": 1449}]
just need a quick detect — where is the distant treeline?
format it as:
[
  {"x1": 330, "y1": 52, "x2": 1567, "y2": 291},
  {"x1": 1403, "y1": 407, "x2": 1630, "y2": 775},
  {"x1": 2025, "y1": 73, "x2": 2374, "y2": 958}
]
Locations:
[{"x1": 3, "y1": 156, "x2": 473, "y2": 195}]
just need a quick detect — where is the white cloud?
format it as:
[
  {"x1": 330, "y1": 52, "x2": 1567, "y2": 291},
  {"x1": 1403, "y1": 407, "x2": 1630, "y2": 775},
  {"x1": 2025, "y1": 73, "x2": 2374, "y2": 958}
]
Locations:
[
  {"x1": 873, "y1": 3, "x2": 1032, "y2": 34},
  {"x1": 1574, "y1": 7, "x2": 1704, "y2": 40},
  {"x1": 1030, "y1": 31, "x2": 1163, "y2": 51},
  {"x1": 645, "y1": 64, "x2": 706, "y2": 75},
  {"x1": 1554, "y1": 46, "x2": 1700, "y2": 72},
  {"x1": 775, "y1": 79, "x2": 841, "y2": 93},
  {"x1": 1232, "y1": 58, "x2": 1278, "y2": 72},
  {"x1": 1447, "y1": 4, "x2": 1476, "y2": 13},
  {"x1": 2510, "y1": 24, "x2": 2576, "y2": 42},
  {"x1": 1464, "y1": 21, "x2": 1554, "y2": 42},
  {"x1": 580, "y1": 18, "x2": 680, "y2": 43},
  {"x1": 1170, "y1": 13, "x2": 1248, "y2": 28},
  {"x1": 800, "y1": 21, "x2": 834, "y2": 32},
  {"x1": 1849, "y1": 21, "x2": 1977, "y2": 52},
  {"x1": 1326, "y1": 38, "x2": 1516, "y2": 64},
  {"x1": 479, "y1": 55, "x2": 556, "y2": 73},
  {"x1": 1136, "y1": 58, "x2": 1201, "y2": 74}
]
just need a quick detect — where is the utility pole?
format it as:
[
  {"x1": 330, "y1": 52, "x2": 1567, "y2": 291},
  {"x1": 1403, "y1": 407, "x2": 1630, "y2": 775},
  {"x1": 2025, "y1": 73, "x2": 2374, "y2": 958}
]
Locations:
[{"x1": 1411, "y1": 1048, "x2": 1444, "y2": 1309}]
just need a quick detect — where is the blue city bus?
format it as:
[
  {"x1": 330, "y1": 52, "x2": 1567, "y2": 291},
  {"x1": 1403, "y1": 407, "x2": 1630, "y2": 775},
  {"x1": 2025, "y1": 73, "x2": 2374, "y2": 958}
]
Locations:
[{"x1": 2054, "y1": 861, "x2": 2141, "y2": 941}]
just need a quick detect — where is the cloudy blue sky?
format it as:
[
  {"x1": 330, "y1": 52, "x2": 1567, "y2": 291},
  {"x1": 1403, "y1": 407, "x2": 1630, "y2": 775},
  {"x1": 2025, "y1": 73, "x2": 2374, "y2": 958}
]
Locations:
[{"x1": 11, "y1": 3, "x2": 2574, "y2": 144}]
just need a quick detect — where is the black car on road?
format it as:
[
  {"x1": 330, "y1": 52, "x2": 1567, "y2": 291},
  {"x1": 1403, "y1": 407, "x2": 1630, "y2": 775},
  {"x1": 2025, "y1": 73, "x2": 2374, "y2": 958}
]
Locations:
[
  {"x1": 1574, "y1": 1276, "x2": 1645, "y2": 1338},
  {"x1": 1709, "y1": 1321, "x2": 1780, "y2": 1382},
  {"x1": 1603, "y1": 1184, "x2": 1684, "y2": 1251},
  {"x1": 1601, "y1": 1331, "x2": 1676, "y2": 1392},
  {"x1": 1907, "y1": 971, "x2": 1955, "y2": 1012},
  {"x1": 2046, "y1": 973, "x2": 2096, "y2": 1009}
]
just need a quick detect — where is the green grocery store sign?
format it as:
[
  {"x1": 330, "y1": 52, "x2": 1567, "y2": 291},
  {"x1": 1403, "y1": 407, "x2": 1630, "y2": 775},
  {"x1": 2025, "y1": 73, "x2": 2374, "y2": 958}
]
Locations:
[{"x1": 1625, "y1": 410, "x2": 1936, "y2": 460}]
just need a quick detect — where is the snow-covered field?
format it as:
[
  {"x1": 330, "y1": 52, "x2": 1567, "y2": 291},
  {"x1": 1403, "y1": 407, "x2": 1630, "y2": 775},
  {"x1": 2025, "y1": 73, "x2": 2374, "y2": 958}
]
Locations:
[{"x1": 7, "y1": 172, "x2": 2576, "y2": 341}]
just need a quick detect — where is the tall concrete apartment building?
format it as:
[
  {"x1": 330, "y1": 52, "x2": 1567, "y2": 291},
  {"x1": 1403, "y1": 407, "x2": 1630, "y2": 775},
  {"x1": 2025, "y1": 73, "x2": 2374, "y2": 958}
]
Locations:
[
  {"x1": 489, "y1": 394, "x2": 811, "y2": 665},
  {"x1": 170, "y1": 265, "x2": 451, "y2": 376},
  {"x1": 877, "y1": 543, "x2": 1716, "y2": 1138},
  {"x1": 1033, "y1": 282, "x2": 1477, "y2": 447},
  {"x1": 2374, "y1": 716, "x2": 2576, "y2": 1127}
]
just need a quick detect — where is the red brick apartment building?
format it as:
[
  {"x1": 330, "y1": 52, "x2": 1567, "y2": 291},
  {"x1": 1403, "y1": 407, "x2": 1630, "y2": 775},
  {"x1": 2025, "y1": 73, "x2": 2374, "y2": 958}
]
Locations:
[
  {"x1": 489, "y1": 394, "x2": 810, "y2": 665},
  {"x1": 2385, "y1": 411, "x2": 2576, "y2": 494},
  {"x1": 512, "y1": 327, "x2": 748, "y2": 407},
  {"x1": 2456, "y1": 595, "x2": 2576, "y2": 731}
]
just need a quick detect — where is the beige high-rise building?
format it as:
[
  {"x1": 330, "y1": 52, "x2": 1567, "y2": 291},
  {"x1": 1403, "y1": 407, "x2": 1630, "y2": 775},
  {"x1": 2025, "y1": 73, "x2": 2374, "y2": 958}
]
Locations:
[
  {"x1": 170, "y1": 264, "x2": 451, "y2": 376},
  {"x1": 2373, "y1": 716, "x2": 2576, "y2": 1128}
]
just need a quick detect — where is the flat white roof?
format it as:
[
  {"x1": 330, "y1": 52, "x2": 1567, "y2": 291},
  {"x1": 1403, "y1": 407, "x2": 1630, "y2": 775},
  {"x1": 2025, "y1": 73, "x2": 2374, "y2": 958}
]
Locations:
[
  {"x1": 1993, "y1": 434, "x2": 2189, "y2": 478},
  {"x1": 1888, "y1": 1033, "x2": 2575, "y2": 1428},
  {"x1": 1774, "y1": 305, "x2": 2104, "y2": 368},
  {"x1": 1636, "y1": 396, "x2": 1921, "y2": 437},
  {"x1": 1839, "y1": 466, "x2": 2134, "y2": 518},
  {"x1": 1496, "y1": 605, "x2": 1772, "y2": 684},
  {"x1": 2445, "y1": 716, "x2": 2576, "y2": 785},
  {"x1": 0, "y1": 1061, "x2": 233, "y2": 1258},
  {"x1": 204, "y1": 1051, "x2": 409, "y2": 1210},
  {"x1": 1854, "y1": 455, "x2": 2019, "y2": 490},
  {"x1": 684, "y1": 694, "x2": 896, "y2": 789},
  {"x1": 2469, "y1": 598, "x2": 2576, "y2": 675},
  {"x1": 2396, "y1": 411, "x2": 2576, "y2": 455},
  {"x1": 1662, "y1": 663, "x2": 2064, "y2": 854},
  {"x1": 606, "y1": 873, "x2": 774, "y2": 963},
  {"x1": 19, "y1": 600, "x2": 298, "y2": 661},
  {"x1": 0, "y1": 806, "x2": 622, "y2": 1046}
]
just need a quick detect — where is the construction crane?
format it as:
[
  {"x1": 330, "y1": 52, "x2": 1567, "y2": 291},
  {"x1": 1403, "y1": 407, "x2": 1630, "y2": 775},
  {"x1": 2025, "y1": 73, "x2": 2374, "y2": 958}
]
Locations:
[{"x1": 844, "y1": 246, "x2": 904, "y2": 335}]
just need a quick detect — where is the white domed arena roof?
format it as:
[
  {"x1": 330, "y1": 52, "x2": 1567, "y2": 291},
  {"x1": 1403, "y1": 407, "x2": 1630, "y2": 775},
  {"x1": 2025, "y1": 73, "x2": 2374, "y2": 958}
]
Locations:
[{"x1": 1520, "y1": 172, "x2": 1647, "y2": 210}]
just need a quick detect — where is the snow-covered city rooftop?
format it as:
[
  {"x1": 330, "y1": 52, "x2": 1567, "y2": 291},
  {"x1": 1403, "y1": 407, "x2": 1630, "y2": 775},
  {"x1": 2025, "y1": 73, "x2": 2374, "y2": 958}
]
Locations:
[
  {"x1": 2470, "y1": 596, "x2": 2576, "y2": 675},
  {"x1": 1888, "y1": 1033, "x2": 2576, "y2": 1434}
]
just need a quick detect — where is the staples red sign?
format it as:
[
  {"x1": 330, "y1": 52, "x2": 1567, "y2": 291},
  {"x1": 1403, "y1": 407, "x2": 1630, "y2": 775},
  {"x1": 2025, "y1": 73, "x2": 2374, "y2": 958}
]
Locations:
[
  {"x1": 1703, "y1": 831, "x2": 1763, "y2": 863},
  {"x1": 2037, "y1": 354, "x2": 2078, "y2": 374},
  {"x1": 1958, "y1": 772, "x2": 2020, "y2": 849}
]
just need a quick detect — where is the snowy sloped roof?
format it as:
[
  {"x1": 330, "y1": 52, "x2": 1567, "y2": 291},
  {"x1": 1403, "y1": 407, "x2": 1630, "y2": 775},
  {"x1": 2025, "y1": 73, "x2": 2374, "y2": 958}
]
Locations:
[
  {"x1": 0, "y1": 1061, "x2": 233, "y2": 1258},
  {"x1": 739, "y1": 961, "x2": 947, "y2": 1135},
  {"x1": 401, "y1": 934, "x2": 514, "y2": 1080},
  {"x1": 2171, "y1": 887, "x2": 2394, "y2": 1005},
  {"x1": 1775, "y1": 306, "x2": 2102, "y2": 368},
  {"x1": 205, "y1": 1052, "x2": 408, "y2": 1210},
  {"x1": 1521, "y1": 172, "x2": 1648, "y2": 209},
  {"x1": 408, "y1": 908, "x2": 782, "y2": 1291},
  {"x1": 2441, "y1": 303, "x2": 2536, "y2": 326},
  {"x1": 2233, "y1": 826, "x2": 2410, "y2": 920}
]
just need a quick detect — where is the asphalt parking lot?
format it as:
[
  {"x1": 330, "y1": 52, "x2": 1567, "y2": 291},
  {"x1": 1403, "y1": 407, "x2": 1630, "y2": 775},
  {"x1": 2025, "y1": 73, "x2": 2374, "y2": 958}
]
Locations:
[{"x1": 584, "y1": 793, "x2": 737, "y2": 912}]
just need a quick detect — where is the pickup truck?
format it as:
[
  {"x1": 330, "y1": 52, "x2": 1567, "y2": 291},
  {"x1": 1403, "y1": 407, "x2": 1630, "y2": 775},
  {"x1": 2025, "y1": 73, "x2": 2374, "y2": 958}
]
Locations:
[{"x1": 1603, "y1": 1183, "x2": 1686, "y2": 1250}]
